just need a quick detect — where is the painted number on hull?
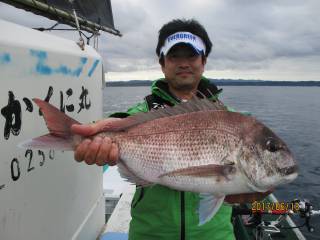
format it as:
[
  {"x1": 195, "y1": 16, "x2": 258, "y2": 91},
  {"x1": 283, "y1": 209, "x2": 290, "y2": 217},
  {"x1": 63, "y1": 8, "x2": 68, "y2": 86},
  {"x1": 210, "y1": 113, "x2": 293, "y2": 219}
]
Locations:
[{"x1": 10, "y1": 149, "x2": 55, "y2": 182}]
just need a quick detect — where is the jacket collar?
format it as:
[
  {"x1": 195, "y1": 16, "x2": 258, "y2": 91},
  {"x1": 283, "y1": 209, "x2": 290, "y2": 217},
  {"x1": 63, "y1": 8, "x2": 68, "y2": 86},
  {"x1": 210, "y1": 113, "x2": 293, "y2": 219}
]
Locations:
[{"x1": 151, "y1": 76, "x2": 222, "y2": 105}]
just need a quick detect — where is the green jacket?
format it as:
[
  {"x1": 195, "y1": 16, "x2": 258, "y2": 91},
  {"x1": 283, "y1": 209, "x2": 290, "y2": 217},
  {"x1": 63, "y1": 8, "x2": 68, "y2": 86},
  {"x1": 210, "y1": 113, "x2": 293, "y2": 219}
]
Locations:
[{"x1": 110, "y1": 77, "x2": 235, "y2": 240}]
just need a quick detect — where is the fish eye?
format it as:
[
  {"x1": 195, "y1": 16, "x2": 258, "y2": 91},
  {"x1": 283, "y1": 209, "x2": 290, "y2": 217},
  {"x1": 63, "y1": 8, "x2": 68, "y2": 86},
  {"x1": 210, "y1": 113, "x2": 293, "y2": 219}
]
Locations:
[{"x1": 266, "y1": 138, "x2": 278, "y2": 152}]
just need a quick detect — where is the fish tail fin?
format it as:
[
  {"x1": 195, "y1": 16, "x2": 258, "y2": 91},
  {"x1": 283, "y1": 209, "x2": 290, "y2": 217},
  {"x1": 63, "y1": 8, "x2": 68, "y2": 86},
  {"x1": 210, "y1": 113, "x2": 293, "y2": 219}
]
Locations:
[
  {"x1": 18, "y1": 134, "x2": 74, "y2": 150},
  {"x1": 19, "y1": 98, "x2": 81, "y2": 150},
  {"x1": 33, "y1": 98, "x2": 81, "y2": 137}
]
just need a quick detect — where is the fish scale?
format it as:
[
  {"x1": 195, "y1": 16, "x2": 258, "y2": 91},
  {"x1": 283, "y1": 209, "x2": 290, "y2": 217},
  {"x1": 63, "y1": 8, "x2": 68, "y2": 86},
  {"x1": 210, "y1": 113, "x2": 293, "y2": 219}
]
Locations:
[{"x1": 116, "y1": 125, "x2": 243, "y2": 190}]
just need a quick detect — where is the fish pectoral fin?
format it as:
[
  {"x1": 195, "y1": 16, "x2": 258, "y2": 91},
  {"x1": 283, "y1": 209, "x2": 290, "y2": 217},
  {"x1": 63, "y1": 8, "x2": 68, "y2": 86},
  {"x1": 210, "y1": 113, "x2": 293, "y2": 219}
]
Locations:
[
  {"x1": 158, "y1": 163, "x2": 236, "y2": 178},
  {"x1": 198, "y1": 193, "x2": 225, "y2": 226}
]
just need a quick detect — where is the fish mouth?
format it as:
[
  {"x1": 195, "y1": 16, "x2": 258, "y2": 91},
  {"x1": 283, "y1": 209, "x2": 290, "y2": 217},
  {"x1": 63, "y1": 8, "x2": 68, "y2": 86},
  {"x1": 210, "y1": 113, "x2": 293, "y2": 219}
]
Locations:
[
  {"x1": 246, "y1": 165, "x2": 299, "y2": 192},
  {"x1": 278, "y1": 165, "x2": 298, "y2": 176}
]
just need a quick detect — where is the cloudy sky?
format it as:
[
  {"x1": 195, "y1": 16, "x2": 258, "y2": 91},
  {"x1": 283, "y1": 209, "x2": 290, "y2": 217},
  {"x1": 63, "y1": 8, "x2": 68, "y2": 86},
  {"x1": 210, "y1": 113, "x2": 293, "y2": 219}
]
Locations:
[{"x1": 1, "y1": 0, "x2": 319, "y2": 81}]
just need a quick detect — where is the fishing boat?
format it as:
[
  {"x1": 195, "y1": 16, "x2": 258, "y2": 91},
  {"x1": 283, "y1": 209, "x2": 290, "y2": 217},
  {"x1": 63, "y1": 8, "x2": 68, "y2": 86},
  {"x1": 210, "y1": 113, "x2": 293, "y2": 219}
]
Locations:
[
  {"x1": 1, "y1": 1, "x2": 318, "y2": 240},
  {"x1": 0, "y1": 1, "x2": 120, "y2": 239}
]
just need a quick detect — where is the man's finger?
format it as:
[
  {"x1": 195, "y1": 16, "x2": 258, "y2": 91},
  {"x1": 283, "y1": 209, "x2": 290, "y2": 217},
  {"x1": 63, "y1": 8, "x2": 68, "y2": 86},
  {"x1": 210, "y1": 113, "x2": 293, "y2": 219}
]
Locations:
[
  {"x1": 108, "y1": 143, "x2": 119, "y2": 166},
  {"x1": 95, "y1": 137, "x2": 113, "y2": 166},
  {"x1": 71, "y1": 118, "x2": 122, "y2": 137},
  {"x1": 84, "y1": 137, "x2": 102, "y2": 165},
  {"x1": 71, "y1": 124, "x2": 96, "y2": 137},
  {"x1": 74, "y1": 139, "x2": 91, "y2": 162}
]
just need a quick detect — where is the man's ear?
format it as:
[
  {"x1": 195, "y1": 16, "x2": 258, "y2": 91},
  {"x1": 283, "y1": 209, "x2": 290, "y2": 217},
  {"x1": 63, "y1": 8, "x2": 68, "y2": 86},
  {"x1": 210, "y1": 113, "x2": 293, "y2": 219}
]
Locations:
[
  {"x1": 159, "y1": 55, "x2": 165, "y2": 67},
  {"x1": 161, "y1": 62, "x2": 165, "y2": 74},
  {"x1": 159, "y1": 56, "x2": 165, "y2": 73},
  {"x1": 202, "y1": 56, "x2": 207, "y2": 65}
]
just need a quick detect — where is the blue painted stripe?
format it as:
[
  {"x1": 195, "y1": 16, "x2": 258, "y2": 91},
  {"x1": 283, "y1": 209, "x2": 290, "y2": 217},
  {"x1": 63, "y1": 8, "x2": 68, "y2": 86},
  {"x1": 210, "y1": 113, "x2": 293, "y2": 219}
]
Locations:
[
  {"x1": 72, "y1": 57, "x2": 88, "y2": 77},
  {"x1": 30, "y1": 49, "x2": 88, "y2": 77},
  {"x1": 100, "y1": 232, "x2": 128, "y2": 240},
  {"x1": 0, "y1": 53, "x2": 11, "y2": 64},
  {"x1": 30, "y1": 50, "x2": 52, "y2": 75},
  {"x1": 88, "y1": 59, "x2": 100, "y2": 77}
]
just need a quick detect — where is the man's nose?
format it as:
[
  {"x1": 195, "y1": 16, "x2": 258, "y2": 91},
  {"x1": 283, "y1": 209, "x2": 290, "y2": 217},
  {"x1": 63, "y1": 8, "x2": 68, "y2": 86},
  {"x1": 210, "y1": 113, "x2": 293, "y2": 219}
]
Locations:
[{"x1": 177, "y1": 58, "x2": 190, "y2": 68}]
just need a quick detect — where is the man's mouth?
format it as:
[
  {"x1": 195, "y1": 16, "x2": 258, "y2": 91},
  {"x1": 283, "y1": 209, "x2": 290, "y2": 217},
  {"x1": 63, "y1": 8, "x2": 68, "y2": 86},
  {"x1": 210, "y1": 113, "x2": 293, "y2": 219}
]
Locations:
[{"x1": 176, "y1": 71, "x2": 193, "y2": 76}]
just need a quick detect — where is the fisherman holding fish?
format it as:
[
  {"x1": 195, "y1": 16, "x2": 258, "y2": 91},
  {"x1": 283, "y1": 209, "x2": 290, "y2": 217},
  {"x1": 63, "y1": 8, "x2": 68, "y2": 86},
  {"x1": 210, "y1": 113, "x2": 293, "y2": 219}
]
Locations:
[{"x1": 66, "y1": 19, "x2": 297, "y2": 240}]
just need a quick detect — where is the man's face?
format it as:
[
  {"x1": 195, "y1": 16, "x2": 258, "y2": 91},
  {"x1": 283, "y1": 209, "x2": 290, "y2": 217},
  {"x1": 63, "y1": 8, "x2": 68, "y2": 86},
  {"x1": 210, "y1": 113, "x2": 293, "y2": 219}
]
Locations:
[{"x1": 161, "y1": 44, "x2": 206, "y2": 91}]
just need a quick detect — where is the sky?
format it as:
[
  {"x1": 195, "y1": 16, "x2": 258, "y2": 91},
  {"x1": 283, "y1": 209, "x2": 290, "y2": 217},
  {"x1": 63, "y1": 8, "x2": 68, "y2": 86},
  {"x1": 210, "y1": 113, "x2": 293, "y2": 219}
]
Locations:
[{"x1": 1, "y1": 0, "x2": 320, "y2": 81}]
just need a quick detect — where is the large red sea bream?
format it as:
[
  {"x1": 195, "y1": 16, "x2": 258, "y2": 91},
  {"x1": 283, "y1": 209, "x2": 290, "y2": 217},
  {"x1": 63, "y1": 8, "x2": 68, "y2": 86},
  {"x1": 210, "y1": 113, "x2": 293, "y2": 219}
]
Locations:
[{"x1": 21, "y1": 97, "x2": 298, "y2": 225}]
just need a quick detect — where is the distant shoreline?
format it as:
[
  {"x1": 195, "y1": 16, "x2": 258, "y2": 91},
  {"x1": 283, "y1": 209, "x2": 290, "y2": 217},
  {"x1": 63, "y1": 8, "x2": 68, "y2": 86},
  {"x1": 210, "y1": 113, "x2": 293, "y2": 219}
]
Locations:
[{"x1": 106, "y1": 79, "x2": 320, "y2": 87}]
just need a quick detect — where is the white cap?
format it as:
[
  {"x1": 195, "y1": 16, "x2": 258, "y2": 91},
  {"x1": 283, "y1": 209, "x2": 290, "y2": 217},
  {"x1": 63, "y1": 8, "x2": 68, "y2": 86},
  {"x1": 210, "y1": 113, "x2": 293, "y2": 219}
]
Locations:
[{"x1": 160, "y1": 31, "x2": 206, "y2": 56}]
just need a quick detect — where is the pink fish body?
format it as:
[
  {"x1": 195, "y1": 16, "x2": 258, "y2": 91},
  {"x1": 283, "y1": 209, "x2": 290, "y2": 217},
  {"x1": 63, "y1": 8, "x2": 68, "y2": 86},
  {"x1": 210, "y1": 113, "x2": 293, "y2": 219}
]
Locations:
[{"x1": 22, "y1": 98, "x2": 298, "y2": 225}]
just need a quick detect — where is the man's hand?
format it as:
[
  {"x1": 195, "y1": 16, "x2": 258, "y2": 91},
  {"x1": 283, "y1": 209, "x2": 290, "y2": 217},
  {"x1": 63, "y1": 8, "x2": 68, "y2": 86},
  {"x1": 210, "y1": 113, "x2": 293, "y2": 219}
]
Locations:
[
  {"x1": 71, "y1": 119, "x2": 120, "y2": 166},
  {"x1": 225, "y1": 190, "x2": 273, "y2": 204}
]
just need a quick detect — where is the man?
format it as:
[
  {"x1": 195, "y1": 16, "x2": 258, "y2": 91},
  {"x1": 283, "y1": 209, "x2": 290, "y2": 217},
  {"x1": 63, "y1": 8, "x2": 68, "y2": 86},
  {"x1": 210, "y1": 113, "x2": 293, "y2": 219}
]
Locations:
[{"x1": 72, "y1": 19, "x2": 269, "y2": 240}]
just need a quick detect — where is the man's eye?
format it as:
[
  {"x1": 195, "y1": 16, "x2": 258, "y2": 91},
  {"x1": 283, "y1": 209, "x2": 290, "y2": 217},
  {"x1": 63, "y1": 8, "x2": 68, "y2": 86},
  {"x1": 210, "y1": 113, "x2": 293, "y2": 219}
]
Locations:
[
  {"x1": 168, "y1": 54, "x2": 178, "y2": 59},
  {"x1": 188, "y1": 53, "x2": 197, "y2": 58}
]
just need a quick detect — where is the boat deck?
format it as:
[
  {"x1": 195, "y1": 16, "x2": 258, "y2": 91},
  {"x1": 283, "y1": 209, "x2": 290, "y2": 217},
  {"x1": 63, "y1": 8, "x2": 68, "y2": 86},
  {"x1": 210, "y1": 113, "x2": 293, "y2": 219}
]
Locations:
[{"x1": 100, "y1": 185, "x2": 135, "y2": 240}]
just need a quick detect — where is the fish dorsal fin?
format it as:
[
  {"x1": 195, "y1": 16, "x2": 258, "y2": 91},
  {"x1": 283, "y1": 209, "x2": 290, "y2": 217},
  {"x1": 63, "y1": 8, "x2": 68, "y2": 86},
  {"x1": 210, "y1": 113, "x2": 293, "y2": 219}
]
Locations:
[{"x1": 103, "y1": 97, "x2": 227, "y2": 132}]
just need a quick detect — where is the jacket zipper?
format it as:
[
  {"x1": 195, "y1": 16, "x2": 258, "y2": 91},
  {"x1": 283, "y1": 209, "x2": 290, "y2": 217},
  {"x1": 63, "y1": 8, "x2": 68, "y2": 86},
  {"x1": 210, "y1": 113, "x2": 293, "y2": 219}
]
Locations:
[
  {"x1": 180, "y1": 191, "x2": 185, "y2": 240},
  {"x1": 132, "y1": 187, "x2": 144, "y2": 208}
]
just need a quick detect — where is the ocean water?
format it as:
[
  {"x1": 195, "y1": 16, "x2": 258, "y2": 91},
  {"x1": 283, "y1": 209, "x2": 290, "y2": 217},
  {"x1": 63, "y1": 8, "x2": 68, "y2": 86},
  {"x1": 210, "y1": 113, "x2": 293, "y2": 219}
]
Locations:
[{"x1": 103, "y1": 85, "x2": 320, "y2": 239}]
